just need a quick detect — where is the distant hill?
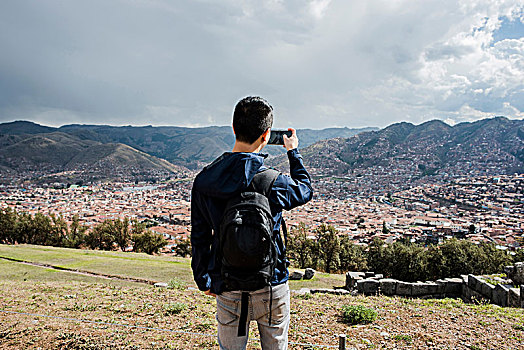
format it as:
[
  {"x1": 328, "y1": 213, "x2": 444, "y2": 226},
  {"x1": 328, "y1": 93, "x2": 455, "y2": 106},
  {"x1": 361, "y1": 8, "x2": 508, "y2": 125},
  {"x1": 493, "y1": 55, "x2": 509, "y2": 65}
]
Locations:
[
  {"x1": 4, "y1": 117, "x2": 521, "y2": 188},
  {"x1": 0, "y1": 131, "x2": 185, "y2": 183},
  {"x1": 0, "y1": 121, "x2": 376, "y2": 169},
  {"x1": 268, "y1": 117, "x2": 524, "y2": 193},
  {"x1": 0, "y1": 120, "x2": 56, "y2": 135}
]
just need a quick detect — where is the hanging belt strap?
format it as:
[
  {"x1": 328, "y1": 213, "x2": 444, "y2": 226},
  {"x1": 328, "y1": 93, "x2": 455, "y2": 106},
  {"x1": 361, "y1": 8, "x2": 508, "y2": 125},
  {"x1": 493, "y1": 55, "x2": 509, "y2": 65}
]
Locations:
[{"x1": 237, "y1": 292, "x2": 249, "y2": 337}]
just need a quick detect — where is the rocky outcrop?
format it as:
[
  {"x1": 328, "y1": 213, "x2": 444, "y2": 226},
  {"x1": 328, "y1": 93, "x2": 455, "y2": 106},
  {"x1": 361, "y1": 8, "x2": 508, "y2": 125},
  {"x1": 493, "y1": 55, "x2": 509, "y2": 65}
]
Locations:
[{"x1": 345, "y1": 270, "x2": 522, "y2": 308}]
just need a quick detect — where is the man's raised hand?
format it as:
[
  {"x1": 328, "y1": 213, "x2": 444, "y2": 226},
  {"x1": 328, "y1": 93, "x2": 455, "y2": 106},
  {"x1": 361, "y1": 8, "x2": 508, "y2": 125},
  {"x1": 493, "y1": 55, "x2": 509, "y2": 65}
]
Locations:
[{"x1": 283, "y1": 128, "x2": 298, "y2": 151}]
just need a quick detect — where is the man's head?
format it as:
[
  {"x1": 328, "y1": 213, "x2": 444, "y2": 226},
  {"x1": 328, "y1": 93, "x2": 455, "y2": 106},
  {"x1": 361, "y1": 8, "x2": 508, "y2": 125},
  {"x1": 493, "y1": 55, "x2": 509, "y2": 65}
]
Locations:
[{"x1": 233, "y1": 96, "x2": 273, "y2": 144}]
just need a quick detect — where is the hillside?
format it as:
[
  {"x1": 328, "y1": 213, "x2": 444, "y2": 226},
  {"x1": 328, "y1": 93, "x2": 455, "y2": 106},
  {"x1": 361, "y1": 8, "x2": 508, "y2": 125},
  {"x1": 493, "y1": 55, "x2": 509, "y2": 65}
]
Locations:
[
  {"x1": 0, "y1": 121, "x2": 376, "y2": 169},
  {"x1": 0, "y1": 245, "x2": 523, "y2": 349},
  {"x1": 269, "y1": 117, "x2": 524, "y2": 193},
  {"x1": 0, "y1": 131, "x2": 185, "y2": 183}
]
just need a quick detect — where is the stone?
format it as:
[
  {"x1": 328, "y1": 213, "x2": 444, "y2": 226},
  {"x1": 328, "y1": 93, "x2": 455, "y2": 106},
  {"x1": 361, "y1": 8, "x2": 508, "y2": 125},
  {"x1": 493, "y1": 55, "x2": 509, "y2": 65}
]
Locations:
[
  {"x1": 444, "y1": 278, "x2": 464, "y2": 296},
  {"x1": 492, "y1": 284, "x2": 509, "y2": 307},
  {"x1": 480, "y1": 281, "x2": 495, "y2": 299},
  {"x1": 521, "y1": 285, "x2": 524, "y2": 308},
  {"x1": 412, "y1": 282, "x2": 431, "y2": 296},
  {"x1": 365, "y1": 271, "x2": 375, "y2": 278},
  {"x1": 357, "y1": 279, "x2": 379, "y2": 295},
  {"x1": 310, "y1": 288, "x2": 350, "y2": 295},
  {"x1": 289, "y1": 271, "x2": 304, "y2": 280},
  {"x1": 304, "y1": 268, "x2": 315, "y2": 280},
  {"x1": 435, "y1": 279, "x2": 447, "y2": 292},
  {"x1": 507, "y1": 262, "x2": 524, "y2": 285},
  {"x1": 433, "y1": 279, "x2": 446, "y2": 295},
  {"x1": 154, "y1": 282, "x2": 168, "y2": 288},
  {"x1": 508, "y1": 288, "x2": 521, "y2": 308},
  {"x1": 345, "y1": 272, "x2": 364, "y2": 290},
  {"x1": 475, "y1": 276, "x2": 486, "y2": 293},
  {"x1": 424, "y1": 281, "x2": 440, "y2": 295},
  {"x1": 396, "y1": 281, "x2": 412, "y2": 296},
  {"x1": 379, "y1": 279, "x2": 397, "y2": 295},
  {"x1": 292, "y1": 288, "x2": 311, "y2": 295},
  {"x1": 468, "y1": 274, "x2": 483, "y2": 292},
  {"x1": 348, "y1": 271, "x2": 366, "y2": 278}
]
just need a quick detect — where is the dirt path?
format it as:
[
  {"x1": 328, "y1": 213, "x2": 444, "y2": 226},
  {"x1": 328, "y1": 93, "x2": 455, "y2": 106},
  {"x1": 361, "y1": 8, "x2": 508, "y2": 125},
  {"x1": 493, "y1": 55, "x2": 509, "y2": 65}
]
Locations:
[{"x1": 0, "y1": 255, "x2": 158, "y2": 285}]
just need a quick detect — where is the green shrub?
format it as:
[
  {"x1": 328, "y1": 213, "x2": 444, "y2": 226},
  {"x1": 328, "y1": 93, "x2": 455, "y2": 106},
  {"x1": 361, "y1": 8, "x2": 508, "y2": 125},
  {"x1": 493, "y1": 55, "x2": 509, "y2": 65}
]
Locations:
[
  {"x1": 341, "y1": 305, "x2": 377, "y2": 325},
  {"x1": 163, "y1": 302, "x2": 186, "y2": 315},
  {"x1": 167, "y1": 277, "x2": 186, "y2": 290},
  {"x1": 513, "y1": 324, "x2": 524, "y2": 331},
  {"x1": 393, "y1": 334, "x2": 413, "y2": 343}
]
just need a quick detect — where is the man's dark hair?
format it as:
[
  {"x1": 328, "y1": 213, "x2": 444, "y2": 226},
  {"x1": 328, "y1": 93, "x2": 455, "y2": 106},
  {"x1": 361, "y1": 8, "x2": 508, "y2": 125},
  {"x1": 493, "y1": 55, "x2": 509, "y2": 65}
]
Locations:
[{"x1": 233, "y1": 96, "x2": 273, "y2": 144}]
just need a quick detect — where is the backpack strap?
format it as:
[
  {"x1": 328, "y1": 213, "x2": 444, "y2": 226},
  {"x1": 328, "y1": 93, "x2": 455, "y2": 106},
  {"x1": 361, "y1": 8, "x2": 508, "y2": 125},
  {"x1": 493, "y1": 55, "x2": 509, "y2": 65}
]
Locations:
[{"x1": 247, "y1": 168, "x2": 280, "y2": 197}]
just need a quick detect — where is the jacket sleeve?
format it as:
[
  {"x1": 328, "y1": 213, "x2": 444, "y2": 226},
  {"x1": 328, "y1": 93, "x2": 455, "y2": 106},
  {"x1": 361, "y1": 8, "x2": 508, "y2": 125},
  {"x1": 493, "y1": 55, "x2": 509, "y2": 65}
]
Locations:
[
  {"x1": 190, "y1": 189, "x2": 213, "y2": 291},
  {"x1": 270, "y1": 148, "x2": 314, "y2": 211}
]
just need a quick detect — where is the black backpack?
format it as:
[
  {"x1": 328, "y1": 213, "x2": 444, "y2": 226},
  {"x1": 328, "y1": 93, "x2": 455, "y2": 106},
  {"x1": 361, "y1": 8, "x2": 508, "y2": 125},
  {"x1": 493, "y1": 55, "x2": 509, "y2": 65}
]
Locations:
[{"x1": 219, "y1": 169, "x2": 280, "y2": 292}]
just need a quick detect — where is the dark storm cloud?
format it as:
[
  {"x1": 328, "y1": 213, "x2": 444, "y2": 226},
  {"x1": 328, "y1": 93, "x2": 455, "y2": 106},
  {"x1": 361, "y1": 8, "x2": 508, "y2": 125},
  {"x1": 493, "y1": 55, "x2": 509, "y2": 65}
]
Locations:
[{"x1": 0, "y1": 1, "x2": 522, "y2": 128}]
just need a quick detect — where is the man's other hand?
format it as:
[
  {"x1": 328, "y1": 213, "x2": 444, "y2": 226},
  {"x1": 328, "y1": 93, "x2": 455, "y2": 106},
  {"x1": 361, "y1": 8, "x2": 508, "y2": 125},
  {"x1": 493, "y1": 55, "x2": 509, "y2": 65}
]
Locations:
[
  {"x1": 204, "y1": 289, "x2": 216, "y2": 297},
  {"x1": 283, "y1": 128, "x2": 298, "y2": 151}
]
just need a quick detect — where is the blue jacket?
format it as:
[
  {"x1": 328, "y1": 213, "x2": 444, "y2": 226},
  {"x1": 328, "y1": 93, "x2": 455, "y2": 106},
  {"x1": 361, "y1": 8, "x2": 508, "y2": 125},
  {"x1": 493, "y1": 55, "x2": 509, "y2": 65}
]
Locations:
[{"x1": 191, "y1": 148, "x2": 313, "y2": 294}]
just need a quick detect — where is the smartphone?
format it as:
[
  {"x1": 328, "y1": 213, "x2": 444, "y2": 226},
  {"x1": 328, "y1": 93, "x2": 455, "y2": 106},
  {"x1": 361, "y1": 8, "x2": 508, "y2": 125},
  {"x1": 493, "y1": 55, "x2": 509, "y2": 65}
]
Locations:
[{"x1": 268, "y1": 130, "x2": 292, "y2": 145}]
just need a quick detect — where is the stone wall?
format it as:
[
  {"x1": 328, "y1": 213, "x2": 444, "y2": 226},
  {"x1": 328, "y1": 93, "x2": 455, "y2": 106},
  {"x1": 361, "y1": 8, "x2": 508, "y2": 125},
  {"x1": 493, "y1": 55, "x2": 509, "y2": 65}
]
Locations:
[{"x1": 346, "y1": 266, "x2": 524, "y2": 308}]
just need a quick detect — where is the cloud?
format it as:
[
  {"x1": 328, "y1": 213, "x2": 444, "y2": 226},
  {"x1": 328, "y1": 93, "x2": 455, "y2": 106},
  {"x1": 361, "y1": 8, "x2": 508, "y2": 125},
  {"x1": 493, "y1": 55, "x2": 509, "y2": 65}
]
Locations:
[{"x1": 0, "y1": 0, "x2": 522, "y2": 128}]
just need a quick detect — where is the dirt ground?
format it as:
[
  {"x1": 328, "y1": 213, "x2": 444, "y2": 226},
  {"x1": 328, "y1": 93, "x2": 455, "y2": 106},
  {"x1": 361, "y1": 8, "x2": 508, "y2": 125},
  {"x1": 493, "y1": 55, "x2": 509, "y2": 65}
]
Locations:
[{"x1": 1, "y1": 278, "x2": 523, "y2": 350}]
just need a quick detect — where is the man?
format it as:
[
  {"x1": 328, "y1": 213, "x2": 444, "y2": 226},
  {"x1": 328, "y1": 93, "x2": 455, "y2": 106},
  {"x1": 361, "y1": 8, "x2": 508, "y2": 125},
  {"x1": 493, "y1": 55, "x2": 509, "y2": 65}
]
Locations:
[{"x1": 191, "y1": 96, "x2": 313, "y2": 349}]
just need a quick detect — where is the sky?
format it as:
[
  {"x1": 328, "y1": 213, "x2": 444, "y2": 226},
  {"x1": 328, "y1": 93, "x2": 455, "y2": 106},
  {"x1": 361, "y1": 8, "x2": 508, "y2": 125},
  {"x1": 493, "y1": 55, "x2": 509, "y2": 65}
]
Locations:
[{"x1": 0, "y1": 0, "x2": 523, "y2": 129}]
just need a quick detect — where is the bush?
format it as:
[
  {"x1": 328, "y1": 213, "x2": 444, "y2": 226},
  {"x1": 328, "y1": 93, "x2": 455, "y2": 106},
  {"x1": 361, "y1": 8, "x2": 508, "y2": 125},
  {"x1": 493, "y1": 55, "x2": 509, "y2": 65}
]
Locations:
[
  {"x1": 132, "y1": 229, "x2": 167, "y2": 255},
  {"x1": 174, "y1": 237, "x2": 191, "y2": 257},
  {"x1": 163, "y1": 302, "x2": 186, "y2": 315},
  {"x1": 167, "y1": 277, "x2": 186, "y2": 290},
  {"x1": 341, "y1": 305, "x2": 377, "y2": 325}
]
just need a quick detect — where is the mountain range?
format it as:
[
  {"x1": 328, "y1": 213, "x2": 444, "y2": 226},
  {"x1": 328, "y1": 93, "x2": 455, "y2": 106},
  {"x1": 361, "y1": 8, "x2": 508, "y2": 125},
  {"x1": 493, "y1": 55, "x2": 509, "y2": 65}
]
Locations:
[
  {"x1": 1, "y1": 117, "x2": 522, "y2": 187},
  {"x1": 0, "y1": 121, "x2": 375, "y2": 182},
  {"x1": 268, "y1": 116, "x2": 524, "y2": 193}
]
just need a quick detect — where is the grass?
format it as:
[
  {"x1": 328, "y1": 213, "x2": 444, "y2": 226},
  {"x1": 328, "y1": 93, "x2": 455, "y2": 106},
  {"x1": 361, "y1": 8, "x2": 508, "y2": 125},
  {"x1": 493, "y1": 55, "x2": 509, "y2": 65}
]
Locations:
[
  {"x1": 0, "y1": 244, "x2": 345, "y2": 290},
  {"x1": 1, "y1": 244, "x2": 524, "y2": 349},
  {"x1": 287, "y1": 268, "x2": 346, "y2": 290},
  {"x1": 0, "y1": 244, "x2": 194, "y2": 284}
]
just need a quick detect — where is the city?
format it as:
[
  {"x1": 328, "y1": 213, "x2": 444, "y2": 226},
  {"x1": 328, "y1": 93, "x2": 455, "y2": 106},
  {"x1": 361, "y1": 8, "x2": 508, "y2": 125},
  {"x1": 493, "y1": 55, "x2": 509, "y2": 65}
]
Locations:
[{"x1": 1, "y1": 173, "x2": 522, "y2": 254}]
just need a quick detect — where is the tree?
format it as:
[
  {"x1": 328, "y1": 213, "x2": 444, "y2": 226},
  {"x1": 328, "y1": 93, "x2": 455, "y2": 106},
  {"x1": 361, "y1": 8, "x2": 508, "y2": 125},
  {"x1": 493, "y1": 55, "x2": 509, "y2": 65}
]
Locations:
[
  {"x1": 49, "y1": 214, "x2": 68, "y2": 247},
  {"x1": 29, "y1": 213, "x2": 54, "y2": 246},
  {"x1": 132, "y1": 229, "x2": 167, "y2": 255},
  {"x1": 468, "y1": 224, "x2": 476, "y2": 235},
  {"x1": 424, "y1": 245, "x2": 445, "y2": 280},
  {"x1": 62, "y1": 214, "x2": 87, "y2": 248},
  {"x1": 288, "y1": 223, "x2": 316, "y2": 269},
  {"x1": 382, "y1": 221, "x2": 390, "y2": 235},
  {"x1": 339, "y1": 235, "x2": 367, "y2": 272},
  {"x1": 367, "y1": 238, "x2": 391, "y2": 276},
  {"x1": 389, "y1": 241, "x2": 425, "y2": 282},
  {"x1": 479, "y1": 242, "x2": 512, "y2": 274},
  {"x1": 174, "y1": 236, "x2": 192, "y2": 257},
  {"x1": 111, "y1": 217, "x2": 131, "y2": 251},
  {"x1": 514, "y1": 248, "x2": 524, "y2": 264},
  {"x1": 86, "y1": 219, "x2": 116, "y2": 250},
  {"x1": 316, "y1": 224, "x2": 340, "y2": 273},
  {"x1": 0, "y1": 207, "x2": 18, "y2": 244},
  {"x1": 15, "y1": 212, "x2": 33, "y2": 244}
]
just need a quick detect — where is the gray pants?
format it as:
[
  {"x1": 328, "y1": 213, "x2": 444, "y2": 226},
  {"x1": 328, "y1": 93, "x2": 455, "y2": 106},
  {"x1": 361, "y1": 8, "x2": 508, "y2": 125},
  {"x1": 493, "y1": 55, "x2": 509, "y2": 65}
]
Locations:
[{"x1": 215, "y1": 282, "x2": 290, "y2": 350}]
